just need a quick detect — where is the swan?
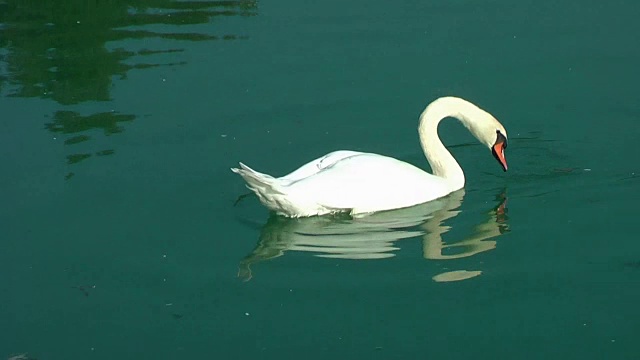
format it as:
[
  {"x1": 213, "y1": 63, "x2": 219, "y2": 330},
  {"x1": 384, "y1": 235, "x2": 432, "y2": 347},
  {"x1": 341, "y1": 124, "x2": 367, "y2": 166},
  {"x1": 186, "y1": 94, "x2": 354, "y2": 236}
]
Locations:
[{"x1": 231, "y1": 96, "x2": 508, "y2": 217}]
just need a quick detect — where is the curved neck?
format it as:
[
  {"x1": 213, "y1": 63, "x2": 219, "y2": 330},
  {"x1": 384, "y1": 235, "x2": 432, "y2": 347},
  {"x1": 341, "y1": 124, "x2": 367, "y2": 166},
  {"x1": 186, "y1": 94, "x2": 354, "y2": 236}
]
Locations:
[{"x1": 418, "y1": 97, "x2": 482, "y2": 191}]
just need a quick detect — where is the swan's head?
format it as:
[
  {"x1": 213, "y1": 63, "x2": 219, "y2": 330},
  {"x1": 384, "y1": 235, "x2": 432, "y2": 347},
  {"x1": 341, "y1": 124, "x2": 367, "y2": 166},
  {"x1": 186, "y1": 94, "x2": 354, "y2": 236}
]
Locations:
[
  {"x1": 464, "y1": 109, "x2": 508, "y2": 172},
  {"x1": 420, "y1": 96, "x2": 509, "y2": 172}
]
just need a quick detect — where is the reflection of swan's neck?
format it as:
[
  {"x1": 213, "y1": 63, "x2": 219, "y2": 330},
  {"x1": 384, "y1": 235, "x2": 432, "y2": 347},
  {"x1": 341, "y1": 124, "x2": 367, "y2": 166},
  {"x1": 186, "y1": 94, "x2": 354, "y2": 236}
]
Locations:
[
  {"x1": 418, "y1": 97, "x2": 488, "y2": 190},
  {"x1": 421, "y1": 189, "x2": 506, "y2": 260}
]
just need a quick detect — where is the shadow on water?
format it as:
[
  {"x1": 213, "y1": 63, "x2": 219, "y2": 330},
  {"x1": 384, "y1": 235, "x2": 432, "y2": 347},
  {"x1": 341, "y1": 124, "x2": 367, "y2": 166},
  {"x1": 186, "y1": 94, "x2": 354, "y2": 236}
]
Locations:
[
  {"x1": 0, "y1": 0, "x2": 257, "y2": 178},
  {"x1": 237, "y1": 188, "x2": 509, "y2": 282}
]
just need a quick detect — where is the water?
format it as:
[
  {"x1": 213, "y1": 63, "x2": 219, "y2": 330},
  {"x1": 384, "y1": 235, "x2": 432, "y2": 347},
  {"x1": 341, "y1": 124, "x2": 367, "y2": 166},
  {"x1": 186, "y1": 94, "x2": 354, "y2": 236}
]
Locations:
[{"x1": 2, "y1": 0, "x2": 639, "y2": 358}]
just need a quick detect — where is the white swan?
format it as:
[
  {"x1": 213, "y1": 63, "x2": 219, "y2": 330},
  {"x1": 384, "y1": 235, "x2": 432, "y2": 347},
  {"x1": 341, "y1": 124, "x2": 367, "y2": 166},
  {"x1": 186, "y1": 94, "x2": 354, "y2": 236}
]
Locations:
[{"x1": 231, "y1": 96, "x2": 508, "y2": 217}]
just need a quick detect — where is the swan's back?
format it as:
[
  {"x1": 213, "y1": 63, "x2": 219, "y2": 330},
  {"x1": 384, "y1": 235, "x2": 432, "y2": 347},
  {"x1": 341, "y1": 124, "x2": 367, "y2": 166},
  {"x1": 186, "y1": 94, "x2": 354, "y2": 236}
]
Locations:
[{"x1": 279, "y1": 153, "x2": 451, "y2": 216}]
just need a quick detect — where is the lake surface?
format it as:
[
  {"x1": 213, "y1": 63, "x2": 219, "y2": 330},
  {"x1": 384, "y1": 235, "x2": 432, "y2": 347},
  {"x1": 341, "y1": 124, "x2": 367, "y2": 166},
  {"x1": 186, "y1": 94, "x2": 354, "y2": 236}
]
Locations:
[{"x1": 2, "y1": 1, "x2": 639, "y2": 359}]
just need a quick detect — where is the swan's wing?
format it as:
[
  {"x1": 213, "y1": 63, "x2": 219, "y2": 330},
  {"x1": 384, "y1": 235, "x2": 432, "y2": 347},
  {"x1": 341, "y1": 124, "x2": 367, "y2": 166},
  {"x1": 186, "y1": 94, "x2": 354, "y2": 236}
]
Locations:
[
  {"x1": 278, "y1": 150, "x2": 364, "y2": 183},
  {"x1": 285, "y1": 153, "x2": 451, "y2": 213}
]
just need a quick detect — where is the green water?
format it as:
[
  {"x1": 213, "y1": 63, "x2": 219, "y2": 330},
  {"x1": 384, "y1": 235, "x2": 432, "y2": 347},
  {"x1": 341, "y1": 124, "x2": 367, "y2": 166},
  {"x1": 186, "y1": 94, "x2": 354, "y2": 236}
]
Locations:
[{"x1": 2, "y1": 0, "x2": 639, "y2": 358}]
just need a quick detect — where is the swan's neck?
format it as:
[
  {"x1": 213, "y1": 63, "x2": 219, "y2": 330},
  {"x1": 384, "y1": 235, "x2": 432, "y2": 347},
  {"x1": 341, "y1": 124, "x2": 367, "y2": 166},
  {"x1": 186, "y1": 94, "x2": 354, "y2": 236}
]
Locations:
[{"x1": 418, "y1": 97, "x2": 482, "y2": 191}]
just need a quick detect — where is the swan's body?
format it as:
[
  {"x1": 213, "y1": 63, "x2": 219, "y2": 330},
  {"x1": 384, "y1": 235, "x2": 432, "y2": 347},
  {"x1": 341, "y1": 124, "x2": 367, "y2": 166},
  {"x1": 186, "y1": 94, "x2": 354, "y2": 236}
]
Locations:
[{"x1": 232, "y1": 96, "x2": 508, "y2": 218}]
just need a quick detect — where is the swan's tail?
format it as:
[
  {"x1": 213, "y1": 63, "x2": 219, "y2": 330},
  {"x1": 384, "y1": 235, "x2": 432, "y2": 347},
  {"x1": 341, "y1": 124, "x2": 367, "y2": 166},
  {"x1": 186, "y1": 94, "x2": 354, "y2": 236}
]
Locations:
[{"x1": 231, "y1": 163, "x2": 285, "y2": 205}]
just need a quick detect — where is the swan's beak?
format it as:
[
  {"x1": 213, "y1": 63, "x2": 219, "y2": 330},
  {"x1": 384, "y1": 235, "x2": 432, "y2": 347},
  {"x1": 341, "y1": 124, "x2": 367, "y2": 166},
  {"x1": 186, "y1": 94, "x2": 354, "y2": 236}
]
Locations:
[{"x1": 492, "y1": 141, "x2": 508, "y2": 172}]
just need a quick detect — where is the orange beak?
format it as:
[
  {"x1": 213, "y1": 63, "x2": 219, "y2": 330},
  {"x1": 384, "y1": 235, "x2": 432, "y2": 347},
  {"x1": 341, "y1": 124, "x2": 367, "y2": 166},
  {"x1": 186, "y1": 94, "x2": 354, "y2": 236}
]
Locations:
[{"x1": 492, "y1": 141, "x2": 508, "y2": 172}]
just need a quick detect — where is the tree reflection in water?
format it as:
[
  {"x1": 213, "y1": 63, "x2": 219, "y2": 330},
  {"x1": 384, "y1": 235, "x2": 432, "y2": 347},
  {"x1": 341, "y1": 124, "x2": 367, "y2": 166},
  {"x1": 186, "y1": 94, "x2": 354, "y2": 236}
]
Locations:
[{"x1": 0, "y1": 0, "x2": 257, "y2": 178}]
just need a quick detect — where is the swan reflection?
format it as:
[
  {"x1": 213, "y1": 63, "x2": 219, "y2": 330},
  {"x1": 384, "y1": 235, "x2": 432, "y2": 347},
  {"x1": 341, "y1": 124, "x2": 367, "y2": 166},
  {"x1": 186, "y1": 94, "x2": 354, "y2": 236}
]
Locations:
[{"x1": 238, "y1": 189, "x2": 508, "y2": 282}]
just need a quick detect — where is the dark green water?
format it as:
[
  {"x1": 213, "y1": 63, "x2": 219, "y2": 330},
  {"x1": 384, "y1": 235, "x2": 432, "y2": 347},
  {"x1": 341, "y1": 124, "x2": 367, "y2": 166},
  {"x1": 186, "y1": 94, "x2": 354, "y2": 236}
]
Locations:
[{"x1": 2, "y1": 1, "x2": 639, "y2": 358}]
